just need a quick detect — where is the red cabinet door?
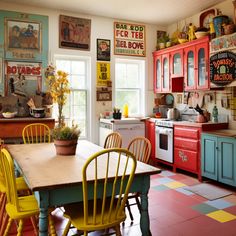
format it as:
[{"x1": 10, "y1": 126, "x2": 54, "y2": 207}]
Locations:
[{"x1": 153, "y1": 53, "x2": 162, "y2": 93}]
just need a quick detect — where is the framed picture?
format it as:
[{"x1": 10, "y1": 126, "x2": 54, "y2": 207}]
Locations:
[
  {"x1": 114, "y1": 22, "x2": 146, "y2": 57},
  {"x1": 96, "y1": 62, "x2": 110, "y2": 87},
  {"x1": 59, "y1": 15, "x2": 91, "y2": 50},
  {"x1": 96, "y1": 88, "x2": 112, "y2": 101},
  {"x1": 4, "y1": 61, "x2": 42, "y2": 96},
  {"x1": 97, "y1": 39, "x2": 110, "y2": 61},
  {"x1": 5, "y1": 19, "x2": 41, "y2": 57}
]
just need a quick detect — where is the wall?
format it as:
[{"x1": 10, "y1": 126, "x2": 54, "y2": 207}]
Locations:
[
  {"x1": 166, "y1": 0, "x2": 236, "y2": 129},
  {"x1": 0, "y1": 1, "x2": 165, "y2": 143}
]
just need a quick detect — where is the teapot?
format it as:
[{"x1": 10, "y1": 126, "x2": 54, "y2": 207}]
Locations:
[{"x1": 167, "y1": 108, "x2": 180, "y2": 120}]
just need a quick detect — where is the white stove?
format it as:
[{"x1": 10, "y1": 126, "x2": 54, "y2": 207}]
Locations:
[{"x1": 155, "y1": 119, "x2": 175, "y2": 128}]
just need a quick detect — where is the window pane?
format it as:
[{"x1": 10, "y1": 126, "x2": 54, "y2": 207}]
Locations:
[
  {"x1": 55, "y1": 58, "x2": 88, "y2": 138},
  {"x1": 115, "y1": 90, "x2": 140, "y2": 115}
]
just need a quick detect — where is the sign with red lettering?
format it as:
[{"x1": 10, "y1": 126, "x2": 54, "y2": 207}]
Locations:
[
  {"x1": 114, "y1": 22, "x2": 146, "y2": 57},
  {"x1": 6, "y1": 61, "x2": 42, "y2": 79},
  {"x1": 210, "y1": 51, "x2": 236, "y2": 85}
]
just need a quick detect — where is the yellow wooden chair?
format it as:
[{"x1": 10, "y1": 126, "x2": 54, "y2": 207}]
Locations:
[
  {"x1": 62, "y1": 148, "x2": 137, "y2": 236},
  {"x1": 104, "y1": 132, "x2": 122, "y2": 148},
  {"x1": 125, "y1": 136, "x2": 151, "y2": 221},
  {"x1": 22, "y1": 123, "x2": 51, "y2": 144},
  {"x1": 0, "y1": 144, "x2": 30, "y2": 235},
  {"x1": 0, "y1": 148, "x2": 39, "y2": 236}
]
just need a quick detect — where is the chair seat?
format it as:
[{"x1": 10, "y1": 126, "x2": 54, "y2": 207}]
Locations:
[
  {"x1": 64, "y1": 199, "x2": 126, "y2": 232},
  {"x1": 0, "y1": 176, "x2": 28, "y2": 193},
  {"x1": 6, "y1": 195, "x2": 39, "y2": 219}
]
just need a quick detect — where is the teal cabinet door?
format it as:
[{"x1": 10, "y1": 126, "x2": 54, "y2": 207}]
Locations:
[
  {"x1": 201, "y1": 134, "x2": 217, "y2": 180},
  {"x1": 218, "y1": 137, "x2": 236, "y2": 186}
]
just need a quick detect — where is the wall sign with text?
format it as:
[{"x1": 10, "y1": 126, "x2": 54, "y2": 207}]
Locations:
[
  {"x1": 210, "y1": 51, "x2": 236, "y2": 86},
  {"x1": 114, "y1": 22, "x2": 146, "y2": 57}
]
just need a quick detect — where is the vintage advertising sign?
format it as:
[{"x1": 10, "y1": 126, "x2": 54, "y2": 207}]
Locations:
[
  {"x1": 97, "y1": 62, "x2": 110, "y2": 87},
  {"x1": 5, "y1": 61, "x2": 42, "y2": 96},
  {"x1": 114, "y1": 22, "x2": 146, "y2": 57},
  {"x1": 210, "y1": 51, "x2": 236, "y2": 86}
]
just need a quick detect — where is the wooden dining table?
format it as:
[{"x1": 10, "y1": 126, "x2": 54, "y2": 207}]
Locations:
[{"x1": 7, "y1": 140, "x2": 161, "y2": 236}]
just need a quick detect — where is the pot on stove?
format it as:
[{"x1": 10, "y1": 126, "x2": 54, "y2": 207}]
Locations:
[{"x1": 167, "y1": 108, "x2": 180, "y2": 121}]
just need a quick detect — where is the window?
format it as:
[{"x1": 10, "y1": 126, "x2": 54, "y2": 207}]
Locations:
[
  {"x1": 115, "y1": 59, "x2": 145, "y2": 116},
  {"x1": 55, "y1": 57, "x2": 90, "y2": 139}
]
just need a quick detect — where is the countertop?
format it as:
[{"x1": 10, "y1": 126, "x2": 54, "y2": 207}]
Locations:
[
  {"x1": 202, "y1": 129, "x2": 236, "y2": 137},
  {"x1": 100, "y1": 117, "x2": 145, "y2": 124}
]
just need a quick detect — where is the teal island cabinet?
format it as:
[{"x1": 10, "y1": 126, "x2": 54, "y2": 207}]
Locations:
[{"x1": 201, "y1": 130, "x2": 236, "y2": 187}]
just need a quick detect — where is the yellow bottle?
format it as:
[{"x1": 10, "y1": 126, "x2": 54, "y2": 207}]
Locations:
[{"x1": 123, "y1": 104, "x2": 129, "y2": 118}]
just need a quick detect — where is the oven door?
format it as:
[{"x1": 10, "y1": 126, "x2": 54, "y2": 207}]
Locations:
[{"x1": 155, "y1": 126, "x2": 173, "y2": 163}]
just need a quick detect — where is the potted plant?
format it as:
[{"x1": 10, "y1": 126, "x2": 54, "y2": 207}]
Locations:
[{"x1": 45, "y1": 65, "x2": 81, "y2": 155}]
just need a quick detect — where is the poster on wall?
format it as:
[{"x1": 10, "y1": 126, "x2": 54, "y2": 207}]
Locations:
[
  {"x1": 5, "y1": 18, "x2": 42, "y2": 60},
  {"x1": 59, "y1": 15, "x2": 91, "y2": 50},
  {"x1": 97, "y1": 39, "x2": 110, "y2": 61},
  {"x1": 210, "y1": 51, "x2": 236, "y2": 86},
  {"x1": 96, "y1": 62, "x2": 110, "y2": 87},
  {"x1": 114, "y1": 22, "x2": 146, "y2": 57},
  {"x1": 4, "y1": 61, "x2": 42, "y2": 96}
]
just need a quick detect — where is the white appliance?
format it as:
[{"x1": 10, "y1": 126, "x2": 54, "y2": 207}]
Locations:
[
  {"x1": 155, "y1": 119, "x2": 174, "y2": 163},
  {"x1": 99, "y1": 118, "x2": 145, "y2": 148}
]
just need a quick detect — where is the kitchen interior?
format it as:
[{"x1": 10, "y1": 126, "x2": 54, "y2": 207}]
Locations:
[{"x1": 1, "y1": 0, "x2": 236, "y2": 235}]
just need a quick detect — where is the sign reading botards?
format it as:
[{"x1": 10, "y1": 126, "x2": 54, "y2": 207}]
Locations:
[
  {"x1": 210, "y1": 51, "x2": 236, "y2": 86},
  {"x1": 114, "y1": 22, "x2": 146, "y2": 57}
]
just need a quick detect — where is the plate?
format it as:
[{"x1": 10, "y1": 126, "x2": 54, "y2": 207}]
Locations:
[{"x1": 166, "y1": 94, "x2": 174, "y2": 105}]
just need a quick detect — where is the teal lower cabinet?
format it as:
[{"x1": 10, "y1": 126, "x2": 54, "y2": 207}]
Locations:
[{"x1": 201, "y1": 134, "x2": 236, "y2": 187}]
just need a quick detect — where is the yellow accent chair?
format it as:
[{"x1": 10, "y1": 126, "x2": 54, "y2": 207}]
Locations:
[
  {"x1": 62, "y1": 148, "x2": 137, "y2": 236},
  {"x1": 104, "y1": 132, "x2": 122, "y2": 148},
  {"x1": 125, "y1": 136, "x2": 151, "y2": 221},
  {"x1": 22, "y1": 123, "x2": 51, "y2": 144},
  {"x1": 0, "y1": 148, "x2": 39, "y2": 236}
]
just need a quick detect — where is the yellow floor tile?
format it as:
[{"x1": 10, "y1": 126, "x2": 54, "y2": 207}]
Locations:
[
  {"x1": 207, "y1": 210, "x2": 236, "y2": 223},
  {"x1": 164, "y1": 181, "x2": 186, "y2": 189}
]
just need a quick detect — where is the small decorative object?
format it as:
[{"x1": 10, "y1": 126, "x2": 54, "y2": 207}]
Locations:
[
  {"x1": 213, "y1": 14, "x2": 229, "y2": 37},
  {"x1": 223, "y1": 23, "x2": 235, "y2": 35},
  {"x1": 45, "y1": 65, "x2": 81, "y2": 155},
  {"x1": 212, "y1": 105, "x2": 218, "y2": 123},
  {"x1": 188, "y1": 23, "x2": 196, "y2": 41},
  {"x1": 97, "y1": 39, "x2": 110, "y2": 61},
  {"x1": 199, "y1": 9, "x2": 217, "y2": 29},
  {"x1": 123, "y1": 104, "x2": 129, "y2": 118},
  {"x1": 113, "y1": 107, "x2": 121, "y2": 119},
  {"x1": 2, "y1": 111, "x2": 17, "y2": 119}
]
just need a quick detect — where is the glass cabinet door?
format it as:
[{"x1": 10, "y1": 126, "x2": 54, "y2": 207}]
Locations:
[
  {"x1": 162, "y1": 56, "x2": 169, "y2": 90},
  {"x1": 186, "y1": 50, "x2": 194, "y2": 87},
  {"x1": 171, "y1": 50, "x2": 183, "y2": 77},
  {"x1": 156, "y1": 58, "x2": 161, "y2": 91},
  {"x1": 198, "y1": 48, "x2": 206, "y2": 87}
]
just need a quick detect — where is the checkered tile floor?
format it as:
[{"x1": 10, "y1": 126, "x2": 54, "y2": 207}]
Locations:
[{"x1": 8, "y1": 169, "x2": 236, "y2": 235}]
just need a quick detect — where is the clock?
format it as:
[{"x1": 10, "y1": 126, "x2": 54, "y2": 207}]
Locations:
[{"x1": 199, "y1": 9, "x2": 217, "y2": 29}]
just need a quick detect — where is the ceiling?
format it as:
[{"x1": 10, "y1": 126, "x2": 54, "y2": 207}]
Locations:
[{"x1": 1, "y1": 0, "x2": 226, "y2": 26}]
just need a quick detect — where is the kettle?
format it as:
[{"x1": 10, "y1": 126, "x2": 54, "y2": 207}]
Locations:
[{"x1": 167, "y1": 108, "x2": 180, "y2": 120}]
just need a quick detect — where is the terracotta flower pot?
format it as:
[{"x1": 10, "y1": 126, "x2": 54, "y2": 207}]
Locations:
[{"x1": 54, "y1": 139, "x2": 78, "y2": 155}]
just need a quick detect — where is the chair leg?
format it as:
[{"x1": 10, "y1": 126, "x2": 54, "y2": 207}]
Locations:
[
  {"x1": 3, "y1": 217, "x2": 13, "y2": 236},
  {"x1": 0, "y1": 193, "x2": 6, "y2": 226},
  {"x1": 62, "y1": 220, "x2": 71, "y2": 236},
  {"x1": 48, "y1": 212, "x2": 57, "y2": 236},
  {"x1": 135, "y1": 196, "x2": 141, "y2": 212},
  {"x1": 0, "y1": 212, "x2": 9, "y2": 236},
  {"x1": 16, "y1": 219, "x2": 24, "y2": 236},
  {"x1": 114, "y1": 224, "x2": 121, "y2": 236},
  {"x1": 126, "y1": 199, "x2": 134, "y2": 221}
]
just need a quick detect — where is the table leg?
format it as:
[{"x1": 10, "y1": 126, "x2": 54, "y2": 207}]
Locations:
[
  {"x1": 39, "y1": 207, "x2": 48, "y2": 236},
  {"x1": 140, "y1": 176, "x2": 151, "y2": 236}
]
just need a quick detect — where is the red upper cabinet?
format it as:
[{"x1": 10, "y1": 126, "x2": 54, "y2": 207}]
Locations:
[
  {"x1": 153, "y1": 36, "x2": 210, "y2": 93},
  {"x1": 184, "y1": 36, "x2": 209, "y2": 91}
]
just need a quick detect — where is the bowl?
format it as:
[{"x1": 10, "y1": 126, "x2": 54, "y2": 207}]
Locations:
[
  {"x1": 195, "y1": 31, "x2": 209, "y2": 39},
  {"x1": 178, "y1": 38, "x2": 188, "y2": 44},
  {"x1": 2, "y1": 112, "x2": 17, "y2": 118}
]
